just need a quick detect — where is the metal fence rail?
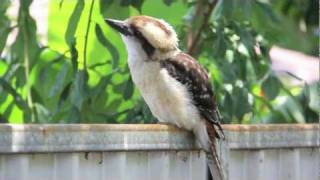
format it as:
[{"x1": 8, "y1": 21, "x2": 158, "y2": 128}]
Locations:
[{"x1": 0, "y1": 124, "x2": 319, "y2": 180}]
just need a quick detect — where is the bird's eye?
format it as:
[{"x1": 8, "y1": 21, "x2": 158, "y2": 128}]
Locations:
[{"x1": 134, "y1": 30, "x2": 142, "y2": 37}]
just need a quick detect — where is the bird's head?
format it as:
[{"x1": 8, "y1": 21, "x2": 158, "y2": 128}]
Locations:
[{"x1": 105, "y1": 16, "x2": 179, "y2": 59}]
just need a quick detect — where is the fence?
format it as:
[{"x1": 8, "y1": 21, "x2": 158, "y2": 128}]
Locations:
[{"x1": 0, "y1": 124, "x2": 319, "y2": 180}]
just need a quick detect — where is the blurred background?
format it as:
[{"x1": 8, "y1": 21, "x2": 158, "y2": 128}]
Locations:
[{"x1": 0, "y1": 0, "x2": 318, "y2": 124}]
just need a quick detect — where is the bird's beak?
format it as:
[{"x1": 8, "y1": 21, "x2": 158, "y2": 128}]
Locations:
[{"x1": 105, "y1": 18, "x2": 133, "y2": 36}]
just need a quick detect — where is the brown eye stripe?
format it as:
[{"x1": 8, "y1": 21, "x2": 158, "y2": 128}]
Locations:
[{"x1": 130, "y1": 25, "x2": 155, "y2": 57}]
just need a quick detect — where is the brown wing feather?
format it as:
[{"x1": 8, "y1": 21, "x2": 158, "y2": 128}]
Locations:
[{"x1": 160, "y1": 52, "x2": 224, "y2": 138}]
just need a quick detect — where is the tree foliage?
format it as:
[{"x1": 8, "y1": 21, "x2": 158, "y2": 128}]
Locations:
[{"x1": 0, "y1": 0, "x2": 318, "y2": 123}]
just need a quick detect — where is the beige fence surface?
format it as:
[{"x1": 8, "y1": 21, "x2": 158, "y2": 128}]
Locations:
[{"x1": 0, "y1": 124, "x2": 319, "y2": 180}]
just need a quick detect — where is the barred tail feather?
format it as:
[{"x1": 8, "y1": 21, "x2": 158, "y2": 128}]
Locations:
[
  {"x1": 206, "y1": 143, "x2": 225, "y2": 180},
  {"x1": 205, "y1": 120, "x2": 225, "y2": 180}
]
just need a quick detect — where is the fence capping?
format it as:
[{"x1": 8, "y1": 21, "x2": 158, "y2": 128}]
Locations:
[{"x1": 0, "y1": 124, "x2": 318, "y2": 153}]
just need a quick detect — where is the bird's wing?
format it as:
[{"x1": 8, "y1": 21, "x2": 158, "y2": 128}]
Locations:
[
  {"x1": 160, "y1": 52, "x2": 224, "y2": 139},
  {"x1": 161, "y1": 52, "x2": 226, "y2": 180}
]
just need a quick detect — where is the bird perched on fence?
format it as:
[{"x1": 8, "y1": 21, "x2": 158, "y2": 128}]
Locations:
[{"x1": 105, "y1": 15, "x2": 225, "y2": 180}]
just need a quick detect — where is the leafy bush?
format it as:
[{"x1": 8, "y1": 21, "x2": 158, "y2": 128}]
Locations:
[{"x1": 0, "y1": 0, "x2": 318, "y2": 123}]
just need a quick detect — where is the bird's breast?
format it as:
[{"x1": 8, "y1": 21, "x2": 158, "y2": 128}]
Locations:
[{"x1": 128, "y1": 58, "x2": 200, "y2": 130}]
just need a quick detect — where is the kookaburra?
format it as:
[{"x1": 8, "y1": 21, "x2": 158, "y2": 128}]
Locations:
[{"x1": 105, "y1": 16, "x2": 225, "y2": 180}]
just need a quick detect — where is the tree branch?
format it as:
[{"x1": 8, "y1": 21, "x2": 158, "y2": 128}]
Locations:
[{"x1": 187, "y1": 0, "x2": 218, "y2": 56}]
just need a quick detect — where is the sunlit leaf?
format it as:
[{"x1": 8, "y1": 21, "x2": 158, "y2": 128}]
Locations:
[{"x1": 64, "y1": 0, "x2": 84, "y2": 45}]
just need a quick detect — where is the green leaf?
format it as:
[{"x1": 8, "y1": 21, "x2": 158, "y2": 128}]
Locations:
[
  {"x1": 254, "y1": 1, "x2": 280, "y2": 23},
  {"x1": 91, "y1": 74, "x2": 112, "y2": 99},
  {"x1": 69, "y1": 39, "x2": 79, "y2": 74},
  {"x1": 14, "y1": 66, "x2": 26, "y2": 88},
  {"x1": 237, "y1": 27, "x2": 254, "y2": 50},
  {"x1": 0, "y1": 27, "x2": 11, "y2": 54},
  {"x1": 99, "y1": 0, "x2": 114, "y2": 13},
  {"x1": 163, "y1": 0, "x2": 175, "y2": 6},
  {"x1": 120, "y1": 0, "x2": 144, "y2": 12},
  {"x1": 70, "y1": 70, "x2": 89, "y2": 110},
  {"x1": 88, "y1": 60, "x2": 110, "y2": 69},
  {"x1": 67, "y1": 106, "x2": 81, "y2": 123},
  {"x1": 142, "y1": 101, "x2": 154, "y2": 123},
  {"x1": 123, "y1": 76, "x2": 134, "y2": 100},
  {"x1": 0, "y1": 78, "x2": 27, "y2": 110},
  {"x1": 220, "y1": 62, "x2": 236, "y2": 83},
  {"x1": 2, "y1": 63, "x2": 22, "y2": 81},
  {"x1": 234, "y1": 55, "x2": 247, "y2": 80},
  {"x1": 95, "y1": 23, "x2": 119, "y2": 69},
  {"x1": 120, "y1": 0, "x2": 130, "y2": 6},
  {"x1": 12, "y1": 0, "x2": 40, "y2": 67},
  {"x1": 285, "y1": 96, "x2": 305, "y2": 123},
  {"x1": 59, "y1": 0, "x2": 64, "y2": 9},
  {"x1": 3, "y1": 102, "x2": 14, "y2": 122},
  {"x1": 57, "y1": 82, "x2": 72, "y2": 110},
  {"x1": 131, "y1": 0, "x2": 144, "y2": 12},
  {"x1": 64, "y1": 0, "x2": 84, "y2": 45},
  {"x1": 39, "y1": 60, "x2": 65, "y2": 83},
  {"x1": 34, "y1": 103, "x2": 51, "y2": 123},
  {"x1": 250, "y1": 55, "x2": 268, "y2": 80},
  {"x1": 222, "y1": 92, "x2": 233, "y2": 123},
  {"x1": 49, "y1": 62, "x2": 69, "y2": 97},
  {"x1": 261, "y1": 74, "x2": 280, "y2": 100},
  {"x1": 105, "y1": 99, "x2": 122, "y2": 114},
  {"x1": 213, "y1": 27, "x2": 227, "y2": 58},
  {"x1": 221, "y1": 0, "x2": 235, "y2": 18},
  {"x1": 308, "y1": 83, "x2": 320, "y2": 113},
  {"x1": 31, "y1": 87, "x2": 44, "y2": 104},
  {"x1": 233, "y1": 87, "x2": 251, "y2": 120}
]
